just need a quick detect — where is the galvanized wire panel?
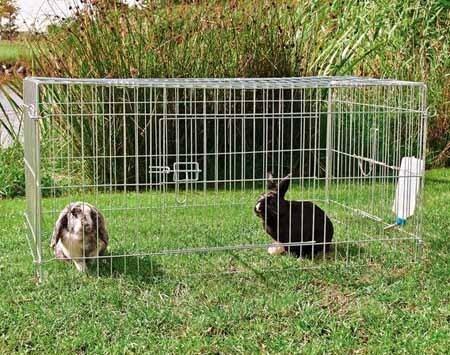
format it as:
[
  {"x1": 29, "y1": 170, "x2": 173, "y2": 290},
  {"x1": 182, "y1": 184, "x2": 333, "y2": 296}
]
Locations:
[{"x1": 23, "y1": 77, "x2": 427, "y2": 281}]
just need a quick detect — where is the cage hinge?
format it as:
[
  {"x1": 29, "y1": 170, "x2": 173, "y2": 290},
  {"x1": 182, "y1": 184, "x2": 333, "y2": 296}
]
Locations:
[{"x1": 23, "y1": 104, "x2": 40, "y2": 120}]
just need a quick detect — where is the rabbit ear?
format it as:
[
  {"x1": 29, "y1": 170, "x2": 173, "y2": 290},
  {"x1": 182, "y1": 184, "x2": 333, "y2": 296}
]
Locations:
[
  {"x1": 50, "y1": 205, "x2": 70, "y2": 248},
  {"x1": 266, "y1": 172, "x2": 277, "y2": 190},
  {"x1": 277, "y1": 174, "x2": 291, "y2": 198},
  {"x1": 90, "y1": 205, "x2": 109, "y2": 247}
]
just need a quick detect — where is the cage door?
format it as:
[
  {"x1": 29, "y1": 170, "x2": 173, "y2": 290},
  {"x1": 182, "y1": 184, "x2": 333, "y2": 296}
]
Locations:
[{"x1": 160, "y1": 107, "x2": 203, "y2": 204}]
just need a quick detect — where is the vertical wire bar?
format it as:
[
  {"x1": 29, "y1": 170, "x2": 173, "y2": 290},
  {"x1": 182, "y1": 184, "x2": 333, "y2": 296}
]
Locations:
[
  {"x1": 262, "y1": 89, "x2": 266, "y2": 185},
  {"x1": 334, "y1": 88, "x2": 339, "y2": 263},
  {"x1": 80, "y1": 84, "x2": 86, "y2": 272},
  {"x1": 345, "y1": 88, "x2": 351, "y2": 226},
  {"x1": 123, "y1": 87, "x2": 127, "y2": 274},
  {"x1": 232, "y1": 89, "x2": 236, "y2": 199},
  {"x1": 193, "y1": 88, "x2": 198, "y2": 197},
  {"x1": 229, "y1": 88, "x2": 232, "y2": 197},
  {"x1": 277, "y1": 89, "x2": 281, "y2": 248},
  {"x1": 271, "y1": 89, "x2": 275, "y2": 175},
  {"x1": 215, "y1": 89, "x2": 219, "y2": 193},
  {"x1": 252, "y1": 89, "x2": 256, "y2": 191},
  {"x1": 262, "y1": 89, "x2": 267, "y2": 247},
  {"x1": 38, "y1": 84, "x2": 43, "y2": 277},
  {"x1": 175, "y1": 88, "x2": 180, "y2": 200},
  {"x1": 223, "y1": 89, "x2": 227, "y2": 197},
  {"x1": 347, "y1": 87, "x2": 353, "y2": 265},
  {"x1": 94, "y1": 84, "x2": 100, "y2": 276},
  {"x1": 214, "y1": 89, "x2": 221, "y2": 246},
  {"x1": 417, "y1": 84, "x2": 427, "y2": 261},
  {"x1": 101, "y1": 86, "x2": 106, "y2": 199},
  {"x1": 335, "y1": 88, "x2": 341, "y2": 251},
  {"x1": 162, "y1": 87, "x2": 167, "y2": 259},
  {"x1": 407, "y1": 85, "x2": 414, "y2": 261},
  {"x1": 50, "y1": 84, "x2": 56, "y2": 270},
  {"x1": 110, "y1": 84, "x2": 114, "y2": 277},
  {"x1": 203, "y1": 88, "x2": 207, "y2": 192},
  {"x1": 261, "y1": 88, "x2": 266, "y2": 184},
  {"x1": 290, "y1": 88, "x2": 294, "y2": 255},
  {"x1": 383, "y1": 85, "x2": 390, "y2": 259},
  {"x1": 242, "y1": 89, "x2": 245, "y2": 194},
  {"x1": 314, "y1": 87, "x2": 320, "y2": 260},
  {"x1": 134, "y1": 86, "x2": 140, "y2": 274},
  {"x1": 382, "y1": 85, "x2": 389, "y2": 242},
  {"x1": 300, "y1": 88, "x2": 305, "y2": 255},
  {"x1": 150, "y1": 87, "x2": 155, "y2": 276},
  {"x1": 188, "y1": 88, "x2": 193, "y2": 199},
  {"x1": 184, "y1": 88, "x2": 189, "y2": 197},
  {"x1": 280, "y1": 88, "x2": 287, "y2": 253},
  {"x1": 101, "y1": 87, "x2": 106, "y2": 265},
  {"x1": 326, "y1": 87, "x2": 333, "y2": 203},
  {"x1": 372, "y1": 86, "x2": 378, "y2": 260},
  {"x1": 395, "y1": 86, "x2": 403, "y2": 259},
  {"x1": 141, "y1": 87, "x2": 148, "y2": 274},
  {"x1": 66, "y1": 84, "x2": 72, "y2": 268}
]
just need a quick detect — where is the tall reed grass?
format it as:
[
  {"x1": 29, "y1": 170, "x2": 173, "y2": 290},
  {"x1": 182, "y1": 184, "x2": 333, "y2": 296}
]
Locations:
[{"x1": 33, "y1": 0, "x2": 448, "y2": 160}]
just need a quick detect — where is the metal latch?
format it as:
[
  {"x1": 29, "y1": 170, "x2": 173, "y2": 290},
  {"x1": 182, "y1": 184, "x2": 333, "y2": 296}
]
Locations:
[
  {"x1": 148, "y1": 163, "x2": 201, "y2": 182},
  {"x1": 173, "y1": 162, "x2": 200, "y2": 182},
  {"x1": 149, "y1": 166, "x2": 171, "y2": 175},
  {"x1": 147, "y1": 162, "x2": 201, "y2": 204}
]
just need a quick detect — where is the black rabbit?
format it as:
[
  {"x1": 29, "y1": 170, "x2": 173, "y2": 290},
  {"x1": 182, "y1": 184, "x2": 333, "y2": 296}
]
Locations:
[{"x1": 254, "y1": 173, "x2": 334, "y2": 257}]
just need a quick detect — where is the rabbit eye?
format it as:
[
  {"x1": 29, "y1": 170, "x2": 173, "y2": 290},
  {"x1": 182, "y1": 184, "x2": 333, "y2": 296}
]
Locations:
[{"x1": 71, "y1": 206, "x2": 84, "y2": 218}]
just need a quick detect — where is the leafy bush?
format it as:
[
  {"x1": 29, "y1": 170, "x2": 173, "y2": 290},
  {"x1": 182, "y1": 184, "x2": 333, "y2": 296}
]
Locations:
[
  {"x1": 0, "y1": 142, "x2": 63, "y2": 199},
  {"x1": 0, "y1": 143, "x2": 25, "y2": 198}
]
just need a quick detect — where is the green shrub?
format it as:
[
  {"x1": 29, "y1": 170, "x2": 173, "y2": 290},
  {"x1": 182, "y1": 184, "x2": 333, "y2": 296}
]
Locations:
[
  {"x1": 0, "y1": 143, "x2": 26, "y2": 198},
  {"x1": 0, "y1": 143, "x2": 63, "y2": 199}
]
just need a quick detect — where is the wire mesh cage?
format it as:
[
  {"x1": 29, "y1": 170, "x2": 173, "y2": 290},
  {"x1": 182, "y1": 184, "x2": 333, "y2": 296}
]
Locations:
[{"x1": 23, "y1": 77, "x2": 427, "y2": 281}]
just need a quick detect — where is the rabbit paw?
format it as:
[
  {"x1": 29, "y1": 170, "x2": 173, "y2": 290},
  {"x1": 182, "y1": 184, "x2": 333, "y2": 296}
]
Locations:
[{"x1": 268, "y1": 242, "x2": 285, "y2": 255}]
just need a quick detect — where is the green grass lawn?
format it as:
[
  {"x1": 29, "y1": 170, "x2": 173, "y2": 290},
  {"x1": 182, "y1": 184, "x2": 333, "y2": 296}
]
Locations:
[
  {"x1": 0, "y1": 41, "x2": 29, "y2": 63},
  {"x1": 1, "y1": 169, "x2": 449, "y2": 353}
]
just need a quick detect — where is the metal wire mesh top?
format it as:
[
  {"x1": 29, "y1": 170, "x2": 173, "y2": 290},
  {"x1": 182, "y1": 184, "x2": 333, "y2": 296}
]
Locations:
[{"x1": 26, "y1": 76, "x2": 425, "y2": 89}]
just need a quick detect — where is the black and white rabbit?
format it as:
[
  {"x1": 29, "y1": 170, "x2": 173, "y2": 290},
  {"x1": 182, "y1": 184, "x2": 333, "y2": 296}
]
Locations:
[
  {"x1": 254, "y1": 173, "x2": 334, "y2": 257},
  {"x1": 50, "y1": 202, "x2": 109, "y2": 272}
]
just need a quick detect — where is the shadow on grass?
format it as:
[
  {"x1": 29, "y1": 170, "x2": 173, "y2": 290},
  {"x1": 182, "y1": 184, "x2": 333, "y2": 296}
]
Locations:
[
  {"x1": 333, "y1": 243, "x2": 367, "y2": 260},
  {"x1": 88, "y1": 251, "x2": 165, "y2": 283},
  {"x1": 80, "y1": 242, "x2": 377, "y2": 286}
]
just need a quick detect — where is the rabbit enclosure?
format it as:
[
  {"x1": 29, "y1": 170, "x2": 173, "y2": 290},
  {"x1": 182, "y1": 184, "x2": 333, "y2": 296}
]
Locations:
[{"x1": 23, "y1": 77, "x2": 427, "y2": 280}]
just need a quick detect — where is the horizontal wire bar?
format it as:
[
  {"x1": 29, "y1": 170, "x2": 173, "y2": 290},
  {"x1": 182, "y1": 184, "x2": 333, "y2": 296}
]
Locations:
[
  {"x1": 333, "y1": 99, "x2": 423, "y2": 113},
  {"x1": 36, "y1": 236, "x2": 419, "y2": 264},
  {"x1": 28, "y1": 76, "x2": 426, "y2": 88},
  {"x1": 41, "y1": 148, "x2": 325, "y2": 160}
]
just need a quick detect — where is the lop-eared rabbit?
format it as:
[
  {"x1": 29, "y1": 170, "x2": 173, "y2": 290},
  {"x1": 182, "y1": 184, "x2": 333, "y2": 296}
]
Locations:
[
  {"x1": 254, "y1": 174, "x2": 333, "y2": 257},
  {"x1": 50, "y1": 202, "x2": 109, "y2": 272}
]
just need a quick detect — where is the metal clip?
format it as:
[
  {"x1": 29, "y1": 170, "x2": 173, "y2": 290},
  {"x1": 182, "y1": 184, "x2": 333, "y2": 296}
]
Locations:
[{"x1": 23, "y1": 104, "x2": 40, "y2": 120}]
